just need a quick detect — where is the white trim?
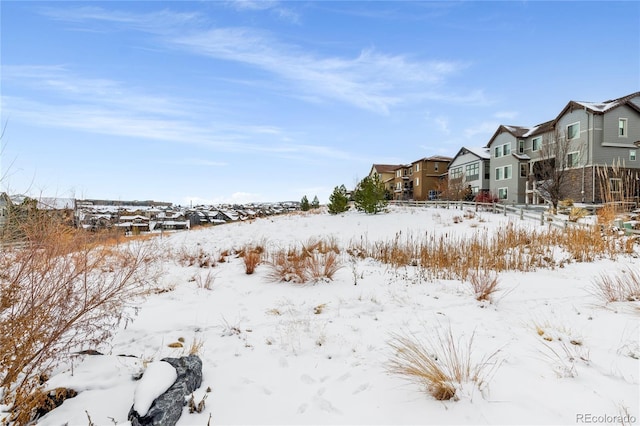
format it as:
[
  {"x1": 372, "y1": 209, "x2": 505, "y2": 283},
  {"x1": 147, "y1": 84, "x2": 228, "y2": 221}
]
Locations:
[{"x1": 602, "y1": 142, "x2": 637, "y2": 148}]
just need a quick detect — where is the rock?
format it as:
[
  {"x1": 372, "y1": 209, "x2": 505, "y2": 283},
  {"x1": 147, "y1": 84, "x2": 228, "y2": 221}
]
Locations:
[{"x1": 128, "y1": 355, "x2": 203, "y2": 426}]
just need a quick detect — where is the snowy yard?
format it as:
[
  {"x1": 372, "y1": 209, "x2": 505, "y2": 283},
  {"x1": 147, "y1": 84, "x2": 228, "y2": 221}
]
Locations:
[{"x1": 37, "y1": 206, "x2": 639, "y2": 425}]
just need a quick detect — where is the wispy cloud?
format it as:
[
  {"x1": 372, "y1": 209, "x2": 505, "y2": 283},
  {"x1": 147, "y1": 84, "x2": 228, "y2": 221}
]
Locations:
[
  {"x1": 36, "y1": 6, "x2": 479, "y2": 114},
  {"x1": 2, "y1": 66, "x2": 352, "y2": 162},
  {"x1": 225, "y1": 0, "x2": 300, "y2": 23},
  {"x1": 171, "y1": 29, "x2": 469, "y2": 114}
]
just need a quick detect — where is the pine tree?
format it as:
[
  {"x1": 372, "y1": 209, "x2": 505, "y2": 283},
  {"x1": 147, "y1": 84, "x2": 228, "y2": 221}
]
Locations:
[
  {"x1": 353, "y1": 174, "x2": 387, "y2": 214},
  {"x1": 327, "y1": 185, "x2": 350, "y2": 214},
  {"x1": 300, "y1": 195, "x2": 310, "y2": 211},
  {"x1": 311, "y1": 195, "x2": 320, "y2": 209}
]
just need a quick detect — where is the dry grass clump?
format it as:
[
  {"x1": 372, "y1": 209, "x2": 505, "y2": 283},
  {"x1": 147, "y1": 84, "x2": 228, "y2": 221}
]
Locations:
[
  {"x1": 266, "y1": 238, "x2": 343, "y2": 283},
  {"x1": 238, "y1": 241, "x2": 266, "y2": 275},
  {"x1": 467, "y1": 269, "x2": 501, "y2": 302},
  {"x1": 590, "y1": 268, "x2": 640, "y2": 303},
  {"x1": 387, "y1": 327, "x2": 499, "y2": 401},
  {"x1": 568, "y1": 207, "x2": 588, "y2": 222},
  {"x1": 0, "y1": 214, "x2": 158, "y2": 424}
]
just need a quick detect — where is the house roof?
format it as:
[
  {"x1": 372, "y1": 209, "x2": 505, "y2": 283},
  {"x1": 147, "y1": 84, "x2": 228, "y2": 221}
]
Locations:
[
  {"x1": 448, "y1": 147, "x2": 489, "y2": 169},
  {"x1": 555, "y1": 91, "x2": 640, "y2": 122},
  {"x1": 413, "y1": 155, "x2": 453, "y2": 163},
  {"x1": 485, "y1": 125, "x2": 531, "y2": 148},
  {"x1": 370, "y1": 164, "x2": 402, "y2": 174}
]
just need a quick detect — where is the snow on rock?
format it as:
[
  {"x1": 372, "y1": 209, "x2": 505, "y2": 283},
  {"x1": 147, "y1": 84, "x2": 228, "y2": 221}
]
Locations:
[{"x1": 133, "y1": 361, "x2": 177, "y2": 417}]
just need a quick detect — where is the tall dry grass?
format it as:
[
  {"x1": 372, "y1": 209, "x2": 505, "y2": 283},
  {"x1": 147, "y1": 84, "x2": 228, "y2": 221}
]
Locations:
[
  {"x1": 0, "y1": 212, "x2": 158, "y2": 424},
  {"x1": 350, "y1": 222, "x2": 623, "y2": 281}
]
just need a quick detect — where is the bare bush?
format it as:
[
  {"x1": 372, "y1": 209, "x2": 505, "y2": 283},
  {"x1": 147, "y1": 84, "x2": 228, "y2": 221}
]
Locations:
[
  {"x1": 467, "y1": 269, "x2": 501, "y2": 302},
  {"x1": 387, "y1": 326, "x2": 499, "y2": 401},
  {"x1": 0, "y1": 217, "x2": 157, "y2": 424}
]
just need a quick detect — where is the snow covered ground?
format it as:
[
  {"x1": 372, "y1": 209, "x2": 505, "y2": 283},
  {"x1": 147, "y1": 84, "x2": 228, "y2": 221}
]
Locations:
[{"x1": 37, "y1": 205, "x2": 639, "y2": 425}]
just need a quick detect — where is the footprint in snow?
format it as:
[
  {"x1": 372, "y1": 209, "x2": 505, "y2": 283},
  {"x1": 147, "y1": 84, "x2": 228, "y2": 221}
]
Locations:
[
  {"x1": 300, "y1": 374, "x2": 315, "y2": 384},
  {"x1": 297, "y1": 403, "x2": 308, "y2": 414},
  {"x1": 352, "y1": 383, "x2": 370, "y2": 394}
]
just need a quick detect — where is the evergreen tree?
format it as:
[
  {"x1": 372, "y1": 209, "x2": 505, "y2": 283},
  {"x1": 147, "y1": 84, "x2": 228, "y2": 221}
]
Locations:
[
  {"x1": 300, "y1": 195, "x2": 310, "y2": 211},
  {"x1": 353, "y1": 174, "x2": 387, "y2": 214},
  {"x1": 311, "y1": 195, "x2": 320, "y2": 209},
  {"x1": 327, "y1": 185, "x2": 350, "y2": 214}
]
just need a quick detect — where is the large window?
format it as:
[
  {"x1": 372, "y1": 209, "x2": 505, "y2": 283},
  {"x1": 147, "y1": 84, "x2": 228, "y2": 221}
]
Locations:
[
  {"x1": 532, "y1": 137, "x2": 541, "y2": 151},
  {"x1": 450, "y1": 167, "x2": 463, "y2": 180},
  {"x1": 567, "y1": 122, "x2": 580, "y2": 140},
  {"x1": 631, "y1": 150, "x2": 637, "y2": 161},
  {"x1": 465, "y1": 162, "x2": 479, "y2": 181},
  {"x1": 619, "y1": 118, "x2": 628, "y2": 137},
  {"x1": 495, "y1": 165, "x2": 512, "y2": 180},
  {"x1": 567, "y1": 151, "x2": 580, "y2": 168},
  {"x1": 494, "y1": 143, "x2": 511, "y2": 158}
]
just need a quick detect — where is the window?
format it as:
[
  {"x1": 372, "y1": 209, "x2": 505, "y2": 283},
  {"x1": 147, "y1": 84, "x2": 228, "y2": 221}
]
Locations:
[
  {"x1": 434, "y1": 162, "x2": 439, "y2": 171},
  {"x1": 631, "y1": 150, "x2": 637, "y2": 161},
  {"x1": 495, "y1": 165, "x2": 511, "y2": 180},
  {"x1": 498, "y1": 187, "x2": 508, "y2": 200},
  {"x1": 416, "y1": 177, "x2": 420, "y2": 187},
  {"x1": 465, "y1": 162, "x2": 479, "y2": 181},
  {"x1": 396, "y1": 170, "x2": 401, "y2": 177},
  {"x1": 415, "y1": 163, "x2": 420, "y2": 172},
  {"x1": 610, "y1": 178, "x2": 622, "y2": 194},
  {"x1": 520, "y1": 163, "x2": 528, "y2": 178},
  {"x1": 518, "y1": 140, "x2": 524, "y2": 154},
  {"x1": 471, "y1": 186, "x2": 479, "y2": 194},
  {"x1": 532, "y1": 137, "x2": 541, "y2": 151},
  {"x1": 503, "y1": 144, "x2": 511, "y2": 156},
  {"x1": 450, "y1": 167, "x2": 463, "y2": 180},
  {"x1": 567, "y1": 122, "x2": 580, "y2": 140},
  {"x1": 619, "y1": 118, "x2": 628, "y2": 137},
  {"x1": 396, "y1": 182, "x2": 401, "y2": 190},
  {"x1": 494, "y1": 146, "x2": 501, "y2": 158},
  {"x1": 567, "y1": 151, "x2": 580, "y2": 168}
]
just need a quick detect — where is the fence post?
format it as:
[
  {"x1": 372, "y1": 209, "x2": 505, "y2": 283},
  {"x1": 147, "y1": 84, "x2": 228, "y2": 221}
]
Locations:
[
  {"x1": 503, "y1": 205, "x2": 506, "y2": 216},
  {"x1": 540, "y1": 211, "x2": 544, "y2": 226},
  {"x1": 520, "y1": 208, "x2": 523, "y2": 220}
]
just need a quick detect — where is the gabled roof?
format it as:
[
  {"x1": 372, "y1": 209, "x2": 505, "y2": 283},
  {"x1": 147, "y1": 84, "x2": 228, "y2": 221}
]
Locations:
[
  {"x1": 524, "y1": 120, "x2": 554, "y2": 138},
  {"x1": 556, "y1": 91, "x2": 640, "y2": 120},
  {"x1": 412, "y1": 155, "x2": 452, "y2": 163},
  {"x1": 485, "y1": 125, "x2": 531, "y2": 148},
  {"x1": 370, "y1": 164, "x2": 402, "y2": 175},
  {"x1": 448, "y1": 147, "x2": 489, "y2": 168}
]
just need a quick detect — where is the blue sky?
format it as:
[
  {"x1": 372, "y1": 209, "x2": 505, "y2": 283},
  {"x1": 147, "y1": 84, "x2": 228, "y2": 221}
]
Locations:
[{"x1": 1, "y1": 1, "x2": 639, "y2": 205}]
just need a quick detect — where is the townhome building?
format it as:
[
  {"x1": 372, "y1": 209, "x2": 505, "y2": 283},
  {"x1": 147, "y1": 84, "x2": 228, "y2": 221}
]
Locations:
[
  {"x1": 392, "y1": 164, "x2": 413, "y2": 201},
  {"x1": 485, "y1": 91, "x2": 640, "y2": 204},
  {"x1": 447, "y1": 147, "x2": 491, "y2": 199},
  {"x1": 411, "y1": 156, "x2": 452, "y2": 201}
]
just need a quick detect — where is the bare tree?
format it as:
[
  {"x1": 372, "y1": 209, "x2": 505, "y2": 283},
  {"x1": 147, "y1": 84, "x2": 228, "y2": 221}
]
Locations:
[{"x1": 530, "y1": 129, "x2": 577, "y2": 213}]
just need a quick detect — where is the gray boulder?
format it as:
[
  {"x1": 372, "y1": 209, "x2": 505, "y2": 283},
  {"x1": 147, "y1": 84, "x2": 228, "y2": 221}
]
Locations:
[{"x1": 128, "y1": 355, "x2": 203, "y2": 426}]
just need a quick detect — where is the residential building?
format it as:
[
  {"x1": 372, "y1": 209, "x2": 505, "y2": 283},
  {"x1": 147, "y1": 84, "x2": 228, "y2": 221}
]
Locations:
[
  {"x1": 411, "y1": 156, "x2": 452, "y2": 200},
  {"x1": 447, "y1": 147, "x2": 490, "y2": 199},
  {"x1": 486, "y1": 91, "x2": 640, "y2": 204},
  {"x1": 392, "y1": 164, "x2": 413, "y2": 201}
]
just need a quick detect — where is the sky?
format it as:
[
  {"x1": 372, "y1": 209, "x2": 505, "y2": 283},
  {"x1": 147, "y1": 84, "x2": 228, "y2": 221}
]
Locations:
[{"x1": 1, "y1": 1, "x2": 639, "y2": 205}]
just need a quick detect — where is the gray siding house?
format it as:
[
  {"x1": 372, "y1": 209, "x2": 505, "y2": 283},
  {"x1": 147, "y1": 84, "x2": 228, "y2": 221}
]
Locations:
[
  {"x1": 486, "y1": 91, "x2": 640, "y2": 204},
  {"x1": 447, "y1": 147, "x2": 490, "y2": 198}
]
